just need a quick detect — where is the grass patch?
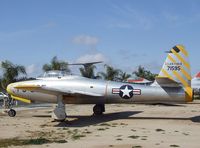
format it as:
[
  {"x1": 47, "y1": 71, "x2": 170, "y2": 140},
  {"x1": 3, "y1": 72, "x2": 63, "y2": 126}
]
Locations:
[
  {"x1": 71, "y1": 134, "x2": 86, "y2": 140},
  {"x1": 23, "y1": 138, "x2": 50, "y2": 145},
  {"x1": 99, "y1": 123, "x2": 111, "y2": 126},
  {"x1": 62, "y1": 127, "x2": 69, "y2": 130},
  {"x1": 0, "y1": 137, "x2": 67, "y2": 147},
  {"x1": 83, "y1": 131, "x2": 92, "y2": 134},
  {"x1": 170, "y1": 144, "x2": 180, "y2": 147},
  {"x1": 120, "y1": 123, "x2": 127, "y2": 126},
  {"x1": 155, "y1": 129, "x2": 165, "y2": 132},
  {"x1": 128, "y1": 135, "x2": 140, "y2": 139},
  {"x1": 55, "y1": 140, "x2": 68, "y2": 143},
  {"x1": 40, "y1": 124, "x2": 47, "y2": 128},
  {"x1": 97, "y1": 128, "x2": 106, "y2": 131},
  {"x1": 182, "y1": 133, "x2": 189, "y2": 136},
  {"x1": 0, "y1": 138, "x2": 25, "y2": 147},
  {"x1": 132, "y1": 146, "x2": 142, "y2": 148}
]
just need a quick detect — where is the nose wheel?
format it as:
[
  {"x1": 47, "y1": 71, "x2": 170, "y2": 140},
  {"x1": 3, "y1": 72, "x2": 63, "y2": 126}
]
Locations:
[
  {"x1": 93, "y1": 104, "x2": 105, "y2": 115},
  {"x1": 8, "y1": 109, "x2": 16, "y2": 117}
]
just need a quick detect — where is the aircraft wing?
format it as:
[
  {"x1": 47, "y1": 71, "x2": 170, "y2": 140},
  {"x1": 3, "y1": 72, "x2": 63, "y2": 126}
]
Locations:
[
  {"x1": 155, "y1": 76, "x2": 181, "y2": 87},
  {"x1": 14, "y1": 85, "x2": 103, "y2": 97}
]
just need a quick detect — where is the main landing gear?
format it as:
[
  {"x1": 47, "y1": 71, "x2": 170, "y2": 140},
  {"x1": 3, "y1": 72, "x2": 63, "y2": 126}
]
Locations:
[
  {"x1": 51, "y1": 95, "x2": 66, "y2": 121},
  {"x1": 93, "y1": 104, "x2": 105, "y2": 115}
]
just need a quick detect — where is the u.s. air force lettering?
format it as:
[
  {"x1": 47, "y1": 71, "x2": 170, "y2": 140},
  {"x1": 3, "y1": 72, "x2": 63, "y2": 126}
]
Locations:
[{"x1": 112, "y1": 85, "x2": 141, "y2": 99}]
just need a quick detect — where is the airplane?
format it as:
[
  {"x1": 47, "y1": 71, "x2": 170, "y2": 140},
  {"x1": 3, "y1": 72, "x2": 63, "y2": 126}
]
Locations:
[
  {"x1": 127, "y1": 77, "x2": 152, "y2": 85},
  {"x1": 192, "y1": 72, "x2": 200, "y2": 88},
  {"x1": 192, "y1": 72, "x2": 200, "y2": 97},
  {"x1": 6, "y1": 45, "x2": 194, "y2": 121}
]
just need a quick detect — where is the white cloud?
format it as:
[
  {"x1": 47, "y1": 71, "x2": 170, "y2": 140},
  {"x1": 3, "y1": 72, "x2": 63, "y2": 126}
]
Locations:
[
  {"x1": 109, "y1": 22, "x2": 132, "y2": 29},
  {"x1": 26, "y1": 64, "x2": 42, "y2": 77},
  {"x1": 72, "y1": 35, "x2": 99, "y2": 46},
  {"x1": 43, "y1": 21, "x2": 57, "y2": 28},
  {"x1": 26, "y1": 64, "x2": 37, "y2": 74},
  {"x1": 76, "y1": 53, "x2": 107, "y2": 63},
  {"x1": 110, "y1": 4, "x2": 155, "y2": 30}
]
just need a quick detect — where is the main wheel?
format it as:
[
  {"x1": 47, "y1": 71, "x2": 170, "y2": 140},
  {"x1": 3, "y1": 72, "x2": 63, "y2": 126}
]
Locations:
[
  {"x1": 8, "y1": 109, "x2": 16, "y2": 117},
  {"x1": 93, "y1": 104, "x2": 105, "y2": 115}
]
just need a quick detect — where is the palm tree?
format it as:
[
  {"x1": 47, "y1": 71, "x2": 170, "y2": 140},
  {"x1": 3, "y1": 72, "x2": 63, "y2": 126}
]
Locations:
[
  {"x1": 42, "y1": 56, "x2": 70, "y2": 72},
  {"x1": 133, "y1": 65, "x2": 157, "y2": 81},
  {"x1": 1, "y1": 60, "x2": 27, "y2": 90},
  {"x1": 79, "y1": 65, "x2": 96, "y2": 78},
  {"x1": 118, "y1": 72, "x2": 131, "y2": 82},
  {"x1": 98, "y1": 64, "x2": 121, "y2": 81}
]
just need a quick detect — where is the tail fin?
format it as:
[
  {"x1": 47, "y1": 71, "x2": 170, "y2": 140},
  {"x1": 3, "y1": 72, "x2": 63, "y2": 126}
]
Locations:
[
  {"x1": 194, "y1": 72, "x2": 200, "y2": 79},
  {"x1": 155, "y1": 45, "x2": 193, "y2": 102}
]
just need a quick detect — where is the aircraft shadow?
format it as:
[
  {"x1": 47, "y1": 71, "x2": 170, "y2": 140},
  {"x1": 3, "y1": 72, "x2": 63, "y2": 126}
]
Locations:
[
  {"x1": 56, "y1": 115, "x2": 200, "y2": 127},
  {"x1": 33, "y1": 112, "x2": 200, "y2": 127},
  {"x1": 55, "y1": 111, "x2": 142, "y2": 127},
  {"x1": 190, "y1": 116, "x2": 200, "y2": 123}
]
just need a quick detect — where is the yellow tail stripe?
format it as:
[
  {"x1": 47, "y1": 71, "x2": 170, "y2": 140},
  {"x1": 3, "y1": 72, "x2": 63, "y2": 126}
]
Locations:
[
  {"x1": 167, "y1": 54, "x2": 176, "y2": 63},
  {"x1": 172, "y1": 71, "x2": 188, "y2": 87},
  {"x1": 185, "y1": 87, "x2": 193, "y2": 102},
  {"x1": 168, "y1": 54, "x2": 191, "y2": 81},
  {"x1": 161, "y1": 68, "x2": 173, "y2": 79},
  {"x1": 181, "y1": 68, "x2": 192, "y2": 81},
  {"x1": 176, "y1": 45, "x2": 188, "y2": 57},
  {"x1": 171, "y1": 49, "x2": 190, "y2": 70}
]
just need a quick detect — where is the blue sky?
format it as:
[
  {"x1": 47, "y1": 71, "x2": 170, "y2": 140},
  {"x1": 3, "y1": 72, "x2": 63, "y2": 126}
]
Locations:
[{"x1": 0, "y1": 0, "x2": 200, "y2": 77}]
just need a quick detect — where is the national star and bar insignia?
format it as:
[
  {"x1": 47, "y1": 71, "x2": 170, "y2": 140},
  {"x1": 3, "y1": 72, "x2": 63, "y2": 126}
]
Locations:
[{"x1": 112, "y1": 85, "x2": 141, "y2": 99}]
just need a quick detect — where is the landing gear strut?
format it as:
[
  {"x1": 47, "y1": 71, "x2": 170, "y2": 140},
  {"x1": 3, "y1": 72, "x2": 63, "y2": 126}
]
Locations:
[
  {"x1": 51, "y1": 95, "x2": 66, "y2": 121},
  {"x1": 3, "y1": 95, "x2": 17, "y2": 117},
  {"x1": 93, "y1": 104, "x2": 105, "y2": 115}
]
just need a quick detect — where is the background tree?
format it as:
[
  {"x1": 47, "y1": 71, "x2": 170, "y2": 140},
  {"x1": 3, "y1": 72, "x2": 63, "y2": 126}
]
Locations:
[
  {"x1": 42, "y1": 56, "x2": 70, "y2": 72},
  {"x1": 79, "y1": 65, "x2": 96, "y2": 78},
  {"x1": 118, "y1": 72, "x2": 131, "y2": 82},
  {"x1": 97, "y1": 64, "x2": 121, "y2": 81},
  {"x1": 133, "y1": 65, "x2": 157, "y2": 81},
  {"x1": 1, "y1": 60, "x2": 26, "y2": 90}
]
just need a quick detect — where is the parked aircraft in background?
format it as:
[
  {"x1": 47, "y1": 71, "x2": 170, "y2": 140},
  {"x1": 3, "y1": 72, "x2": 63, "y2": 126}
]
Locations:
[
  {"x1": 192, "y1": 72, "x2": 200, "y2": 98},
  {"x1": 192, "y1": 72, "x2": 200, "y2": 88},
  {"x1": 127, "y1": 77, "x2": 152, "y2": 85},
  {"x1": 6, "y1": 45, "x2": 194, "y2": 121}
]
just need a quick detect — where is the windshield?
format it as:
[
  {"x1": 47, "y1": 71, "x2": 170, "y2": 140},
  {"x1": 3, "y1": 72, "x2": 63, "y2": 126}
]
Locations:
[{"x1": 38, "y1": 70, "x2": 70, "y2": 78}]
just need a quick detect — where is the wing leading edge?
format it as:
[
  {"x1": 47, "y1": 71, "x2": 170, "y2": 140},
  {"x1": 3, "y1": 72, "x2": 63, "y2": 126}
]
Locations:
[{"x1": 14, "y1": 85, "x2": 103, "y2": 97}]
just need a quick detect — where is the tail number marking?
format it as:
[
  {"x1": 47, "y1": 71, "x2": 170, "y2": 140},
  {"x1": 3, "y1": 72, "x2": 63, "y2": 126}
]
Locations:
[{"x1": 167, "y1": 66, "x2": 181, "y2": 71}]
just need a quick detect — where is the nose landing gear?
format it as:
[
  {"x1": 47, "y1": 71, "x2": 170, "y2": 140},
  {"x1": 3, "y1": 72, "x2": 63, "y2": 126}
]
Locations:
[{"x1": 2, "y1": 95, "x2": 17, "y2": 117}]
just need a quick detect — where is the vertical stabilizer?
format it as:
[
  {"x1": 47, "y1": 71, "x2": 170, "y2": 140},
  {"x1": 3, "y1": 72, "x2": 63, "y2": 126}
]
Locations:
[{"x1": 156, "y1": 45, "x2": 193, "y2": 102}]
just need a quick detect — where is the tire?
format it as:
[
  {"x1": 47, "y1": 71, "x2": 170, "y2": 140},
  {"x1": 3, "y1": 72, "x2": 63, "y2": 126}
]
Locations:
[
  {"x1": 8, "y1": 109, "x2": 16, "y2": 117},
  {"x1": 93, "y1": 104, "x2": 105, "y2": 115}
]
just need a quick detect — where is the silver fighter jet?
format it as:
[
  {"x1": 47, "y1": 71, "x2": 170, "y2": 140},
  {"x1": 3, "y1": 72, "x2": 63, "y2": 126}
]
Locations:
[{"x1": 6, "y1": 45, "x2": 193, "y2": 120}]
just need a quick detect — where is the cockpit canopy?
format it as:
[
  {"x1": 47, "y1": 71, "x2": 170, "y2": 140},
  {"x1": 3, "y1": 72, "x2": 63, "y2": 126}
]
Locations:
[{"x1": 38, "y1": 70, "x2": 70, "y2": 78}]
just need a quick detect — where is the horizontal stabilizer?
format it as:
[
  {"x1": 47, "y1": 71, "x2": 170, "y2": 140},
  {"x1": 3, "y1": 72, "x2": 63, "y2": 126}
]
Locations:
[{"x1": 155, "y1": 76, "x2": 181, "y2": 87}]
